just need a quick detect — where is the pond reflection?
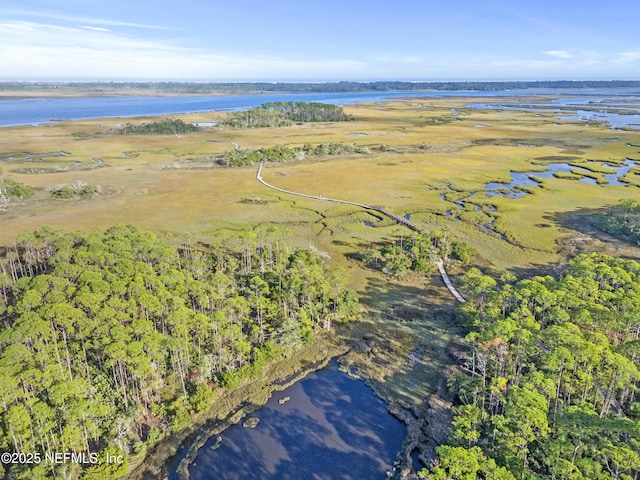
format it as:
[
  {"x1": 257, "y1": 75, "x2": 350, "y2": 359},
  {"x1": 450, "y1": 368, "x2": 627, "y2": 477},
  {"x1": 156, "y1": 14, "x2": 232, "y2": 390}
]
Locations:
[{"x1": 184, "y1": 361, "x2": 405, "y2": 480}]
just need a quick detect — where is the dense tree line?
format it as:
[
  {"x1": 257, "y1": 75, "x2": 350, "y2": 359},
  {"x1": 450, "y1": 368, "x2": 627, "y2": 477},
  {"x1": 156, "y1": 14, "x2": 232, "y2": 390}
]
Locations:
[
  {"x1": 222, "y1": 102, "x2": 352, "y2": 128},
  {"x1": 116, "y1": 119, "x2": 200, "y2": 135},
  {"x1": 421, "y1": 253, "x2": 640, "y2": 479},
  {"x1": 361, "y1": 231, "x2": 475, "y2": 277},
  {"x1": 217, "y1": 142, "x2": 368, "y2": 167},
  {"x1": 0, "y1": 225, "x2": 357, "y2": 479},
  {"x1": 591, "y1": 199, "x2": 640, "y2": 246},
  {"x1": 4, "y1": 81, "x2": 640, "y2": 95},
  {"x1": 260, "y1": 102, "x2": 352, "y2": 122}
]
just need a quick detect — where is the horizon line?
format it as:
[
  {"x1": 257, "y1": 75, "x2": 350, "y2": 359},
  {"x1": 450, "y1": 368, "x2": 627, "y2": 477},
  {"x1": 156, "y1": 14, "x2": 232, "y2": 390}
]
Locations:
[{"x1": 2, "y1": 79, "x2": 640, "y2": 84}]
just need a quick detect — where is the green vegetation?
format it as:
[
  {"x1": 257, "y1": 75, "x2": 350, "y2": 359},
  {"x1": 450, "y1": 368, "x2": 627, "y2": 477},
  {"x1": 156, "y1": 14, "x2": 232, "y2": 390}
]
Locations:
[
  {"x1": 552, "y1": 171, "x2": 584, "y2": 180},
  {"x1": 222, "y1": 102, "x2": 353, "y2": 128},
  {"x1": 0, "y1": 177, "x2": 33, "y2": 202},
  {"x1": 1, "y1": 93, "x2": 639, "y2": 478},
  {"x1": 361, "y1": 232, "x2": 475, "y2": 277},
  {"x1": 421, "y1": 446, "x2": 515, "y2": 479},
  {"x1": 420, "y1": 253, "x2": 640, "y2": 479},
  {"x1": 591, "y1": 199, "x2": 640, "y2": 245},
  {"x1": 49, "y1": 181, "x2": 102, "y2": 199},
  {"x1": 0, "y1": 225, "x2": 357, "y2": 479},
  {"x1": 218, "y1": 142, "x2": 368, "y2": 167},
  {"x1": 117, "y1": 119, "x2": 200, "y2": 135}
]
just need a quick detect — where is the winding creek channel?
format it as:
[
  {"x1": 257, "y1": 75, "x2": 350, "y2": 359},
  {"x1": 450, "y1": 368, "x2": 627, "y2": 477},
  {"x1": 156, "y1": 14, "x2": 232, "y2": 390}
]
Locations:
[{"x1": 441, "y1": 158, "x2": 639, "y2": 239}]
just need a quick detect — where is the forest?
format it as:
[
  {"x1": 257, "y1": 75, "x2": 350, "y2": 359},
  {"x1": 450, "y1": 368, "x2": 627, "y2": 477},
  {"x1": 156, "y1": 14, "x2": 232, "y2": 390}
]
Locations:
[
  {"x1": 0, "y1": 225, "x2": 357, "y2": 479},
  {"x1": 421, "y1": 253, "x2": 640, "y2": 479},
  {"x1": 221, "y1": 102, "x2": 352, "y2": 128}
]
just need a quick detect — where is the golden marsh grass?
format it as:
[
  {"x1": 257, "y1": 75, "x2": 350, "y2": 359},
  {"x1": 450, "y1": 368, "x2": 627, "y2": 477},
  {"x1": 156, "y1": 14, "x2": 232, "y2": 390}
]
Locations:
[{"x1": 2, "y1": 97, "x2": 640, "y2": 276}]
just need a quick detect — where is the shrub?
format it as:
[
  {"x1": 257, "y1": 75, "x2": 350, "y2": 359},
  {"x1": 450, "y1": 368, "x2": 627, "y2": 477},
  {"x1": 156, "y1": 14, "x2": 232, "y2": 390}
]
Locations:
[{"x1": 0, "y1": 178, "x2": 33, "y2": 200}]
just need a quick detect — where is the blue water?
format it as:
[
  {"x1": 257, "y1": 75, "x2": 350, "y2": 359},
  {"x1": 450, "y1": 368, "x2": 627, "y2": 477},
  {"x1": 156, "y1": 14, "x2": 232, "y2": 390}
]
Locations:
[
  {"x1": 467, "y1": 90, "x2": 640, "y2": 130},
  {"x1": 176, "y1": 361, "x2": 405, "y2": 480},
  {"x1": 485, "y1": 159, "x2": 638, "y2": 198},
  {"x1": 3, "y1": 88, "x2": 640, "y2": 127}
]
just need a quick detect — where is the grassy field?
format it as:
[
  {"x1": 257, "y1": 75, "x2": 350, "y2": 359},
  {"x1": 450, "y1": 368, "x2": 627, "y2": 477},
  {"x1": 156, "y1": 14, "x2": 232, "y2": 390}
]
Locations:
[
  {"x1": 3, "y1": 96, "x2": 640, "y2": 473},
  {"x1": 3, "y1": 97, "x2": 639, "y2": 273}
]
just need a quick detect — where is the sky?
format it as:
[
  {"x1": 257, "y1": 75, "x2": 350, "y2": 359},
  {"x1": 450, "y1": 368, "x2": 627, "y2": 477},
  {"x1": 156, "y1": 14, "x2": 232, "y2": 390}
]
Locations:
[{"x1": 1, "y1": 0, "x2": 639, "y2": 82}]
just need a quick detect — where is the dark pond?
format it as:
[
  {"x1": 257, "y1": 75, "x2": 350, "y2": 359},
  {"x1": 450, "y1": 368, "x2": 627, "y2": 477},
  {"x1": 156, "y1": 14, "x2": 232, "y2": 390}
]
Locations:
[{"x1": 178, "y1": 361, "x2": 405, "y2": 480}]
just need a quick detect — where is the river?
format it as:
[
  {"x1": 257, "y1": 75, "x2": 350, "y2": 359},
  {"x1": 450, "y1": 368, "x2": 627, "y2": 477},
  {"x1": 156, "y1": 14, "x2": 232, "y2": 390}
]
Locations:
[
  {"x1": 170, "y1": 361, "x2": 406, "y2": 480},
  {"x1": 2, "y1": 88, "x2": 640, "y2": 127}
]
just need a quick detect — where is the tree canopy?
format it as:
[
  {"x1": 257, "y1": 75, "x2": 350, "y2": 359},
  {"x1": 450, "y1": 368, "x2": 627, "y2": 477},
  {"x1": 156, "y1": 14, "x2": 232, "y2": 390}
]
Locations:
[
  {"x1": 591, "y1": 199, "x2": 640, "y2": 246},
  {"x1": 222, "y1": 102, "x2": 353, "y2": 128},
  {"x1": 217, "y1": 142, "x2": 368, "y2": 167},
  {"x1": 0, "y1": 225, "x2": 357, "y2": 479},
  {"x1": 422, "y1": 253, "x2": 640, "y2": 479},
  {"x1": 361, "y1": 231, "x2": 474, "y2": 277},
  {"x1": 117, "y1": 118, "x2": 200, "y2": 135}
]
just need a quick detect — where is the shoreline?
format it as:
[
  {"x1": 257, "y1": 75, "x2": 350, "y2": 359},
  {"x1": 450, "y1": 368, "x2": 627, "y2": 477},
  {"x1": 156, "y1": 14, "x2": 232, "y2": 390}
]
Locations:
[
  {"x1": 173, "y1": 355, "x2": 343, "y2": 480},
  {"x1": 125, "y1": 332, "x2": 350, "y2": 480},
  {"x1": 127, "y1": 312, "x2": 457, "y2": 480},
  {"x1": 3, "y1": 89, "x2": 639, "y2": 130},
  {"x1": 134, "y1": 329, "x2": 454, "y2": 480}
]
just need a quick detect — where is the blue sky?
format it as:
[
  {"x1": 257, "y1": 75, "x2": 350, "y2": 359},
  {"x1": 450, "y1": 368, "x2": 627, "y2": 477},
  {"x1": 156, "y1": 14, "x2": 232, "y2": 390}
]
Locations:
[{"x1": 1, "y1": 0, "x2": 639, "y2": 81}]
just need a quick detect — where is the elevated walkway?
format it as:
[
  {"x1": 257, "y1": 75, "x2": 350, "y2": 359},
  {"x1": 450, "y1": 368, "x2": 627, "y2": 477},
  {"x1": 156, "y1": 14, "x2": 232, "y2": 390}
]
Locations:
[{"x1": 256, "y1": 161, "x2": 465, "y2": 303}]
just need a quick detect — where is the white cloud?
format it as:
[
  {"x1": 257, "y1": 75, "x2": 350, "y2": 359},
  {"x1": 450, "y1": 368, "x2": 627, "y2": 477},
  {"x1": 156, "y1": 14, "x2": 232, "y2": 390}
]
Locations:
[
  {"x1": 0, "y1": 20, "x2": 365, "y2": 80},
  {"x1": 3, "y1": 8, "x2": 170, "y2": 30},
  {"x1": 82, "y1": 26, "x2": 110, "y2": 32},
  {"x1": 614, "y1": 51, "x2": 640, "y2": 64},
  {"x1": 543, "y1": 50, "x2": 573, "y2": 59},
  {"x1": 486, "y1": 58, "x2": 564, "y2": 69}
]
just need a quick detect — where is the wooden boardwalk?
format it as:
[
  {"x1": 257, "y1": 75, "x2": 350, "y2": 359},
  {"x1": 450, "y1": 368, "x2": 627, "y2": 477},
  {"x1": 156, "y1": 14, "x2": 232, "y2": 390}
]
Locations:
[
  {"x1": 256, "y1": 161, "x2": 371, "y2": 209},
  {"x1": 256, "y1": 161, "x2": 466, "y2": 303}
]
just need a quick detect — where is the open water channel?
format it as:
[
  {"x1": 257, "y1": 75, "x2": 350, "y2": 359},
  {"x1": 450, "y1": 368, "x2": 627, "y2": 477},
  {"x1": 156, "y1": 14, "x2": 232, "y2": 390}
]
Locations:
[
  {"x1": 468, "y1": 93, "x2": 640, "y2": 130},
  {"x1": 485, "y1": 159, "x2": 638, "y2": 197},
  {"x1": 170, "y1": 361, "x2": 406, "y2": 480},
  {"x1": 2, "y1": 88, "x2": 640, "y2": 127}
]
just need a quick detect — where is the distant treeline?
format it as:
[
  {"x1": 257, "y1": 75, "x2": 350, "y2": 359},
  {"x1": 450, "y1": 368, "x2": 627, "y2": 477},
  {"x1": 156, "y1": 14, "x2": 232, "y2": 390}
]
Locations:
[
  {"x1": 3, "y1": 80, "x2": 640, "y2": 95},
  {"x1": 222, "y1": 102, "x2": 352, "y2": 128}
]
